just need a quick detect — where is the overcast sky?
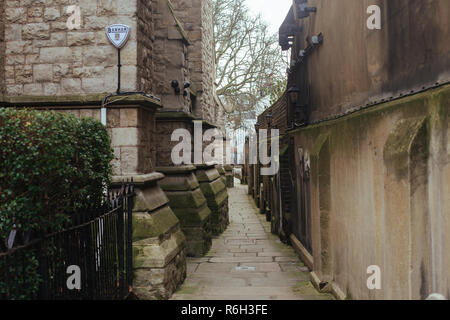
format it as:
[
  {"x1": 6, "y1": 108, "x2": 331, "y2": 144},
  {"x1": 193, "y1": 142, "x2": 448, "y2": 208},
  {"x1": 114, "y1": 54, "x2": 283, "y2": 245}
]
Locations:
[{"x1": 245, "y1": 0, "x2": 292, "y2": 34}]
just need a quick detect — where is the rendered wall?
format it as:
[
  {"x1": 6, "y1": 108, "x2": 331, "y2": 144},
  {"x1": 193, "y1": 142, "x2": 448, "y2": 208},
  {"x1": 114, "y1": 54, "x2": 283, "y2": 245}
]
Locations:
[
  {"x1": 293, "y1": 86, "x2": 450, "y2": 300},
  {"x1": 291, "y1": 0, "x2": 450, "y2": 123}
]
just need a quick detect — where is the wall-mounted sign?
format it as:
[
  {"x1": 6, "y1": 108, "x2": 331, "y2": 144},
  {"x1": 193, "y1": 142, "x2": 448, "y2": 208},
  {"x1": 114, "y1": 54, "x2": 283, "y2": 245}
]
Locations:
[{"x1": 106, "y1": 24, "x2": 131, "y2": 49}]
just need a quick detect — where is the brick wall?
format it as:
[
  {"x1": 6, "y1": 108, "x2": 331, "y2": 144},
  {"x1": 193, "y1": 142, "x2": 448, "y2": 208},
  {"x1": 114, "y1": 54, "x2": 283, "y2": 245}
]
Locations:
[
  {"x1": 257, "y1": 91, "x2": 288, "y2": 135},
  {"x1": 2, "y1": 0, "x2": 142, "y2": 96}
]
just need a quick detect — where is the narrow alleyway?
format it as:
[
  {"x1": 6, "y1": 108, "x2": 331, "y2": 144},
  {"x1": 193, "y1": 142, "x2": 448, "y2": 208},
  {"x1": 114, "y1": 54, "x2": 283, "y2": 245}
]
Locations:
[{"x1": 172, "y1": 180, "x2": 333, "y2": 300}]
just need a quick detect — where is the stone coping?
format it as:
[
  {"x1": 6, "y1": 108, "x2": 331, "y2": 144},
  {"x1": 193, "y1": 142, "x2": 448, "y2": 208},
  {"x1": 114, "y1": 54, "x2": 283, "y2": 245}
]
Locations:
[
  {"x1": 194, "y1": 163, "x2": 218, "y2": 170},
  {"x1": 111, "y1": 172, "x2": 165, "y2": 187},
  {"x1": 156, "y1": 111, "x2": 197, "y2": 121},
  {"x1": 156, "y1": 110, "x2": 219, "y2": 129},
  {"x1": 216, "y1": 166, "x2": 226, "y2": 175},
  {"x1": 0, "y1": 93, "x2": 162, "y2": 109},
  {"x1": 224, "y1": 165, "x2": 234, "y2": 171},
  {"x1": 156, "y1": 165, "x2": 197, "y2": 174}
]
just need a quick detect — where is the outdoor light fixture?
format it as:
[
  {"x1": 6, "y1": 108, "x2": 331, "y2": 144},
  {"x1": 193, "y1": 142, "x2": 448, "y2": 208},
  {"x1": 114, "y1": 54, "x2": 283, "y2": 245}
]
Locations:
[
  {"x1": 287, "y1": 86, "x2": 308, "y2": 128},
  {"x1": 255, "y1": 122, "x2": 260, "y2": 131},
  {"x1": 287, "y1": 87, "x2": 301, "y2": 105},
  {"x1": 266, "y1": 111, "x2": 273, "y2": 128}
]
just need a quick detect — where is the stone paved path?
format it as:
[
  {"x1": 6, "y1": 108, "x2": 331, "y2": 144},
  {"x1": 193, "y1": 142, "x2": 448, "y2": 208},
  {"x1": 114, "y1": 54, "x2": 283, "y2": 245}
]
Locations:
[{"x1": 172, "y1": 181, "x2": 333, "y2": 300}]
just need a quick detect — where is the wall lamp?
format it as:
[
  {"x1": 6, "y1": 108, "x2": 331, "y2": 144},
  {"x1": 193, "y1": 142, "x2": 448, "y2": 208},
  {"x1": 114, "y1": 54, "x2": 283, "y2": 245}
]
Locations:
[
  {"x1": 288, "y1": 86, "x2": 301, "y2": 105},
  {"x1": 287, "y1": 86, "x2": 308, "y2": 128},
  {"x1": 266, "y1": 111, "x2": 273, "y2": 128}
]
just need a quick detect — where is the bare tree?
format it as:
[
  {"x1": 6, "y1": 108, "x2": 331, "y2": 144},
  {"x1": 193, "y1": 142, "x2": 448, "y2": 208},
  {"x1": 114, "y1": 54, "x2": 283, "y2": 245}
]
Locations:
[{"x1": 213, "y1": 0, "x2": 287, "y2": 129}]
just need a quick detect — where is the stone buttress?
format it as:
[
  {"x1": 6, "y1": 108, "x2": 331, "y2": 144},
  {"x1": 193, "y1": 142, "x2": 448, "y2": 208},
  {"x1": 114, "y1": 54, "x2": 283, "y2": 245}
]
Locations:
[
  {"x1": 157, "y1": 165, "x2": 212, "y2": 257},
  {"x1": 195, "y1": 164, "x2": 229, "y2": 236},
  {"x1": 113, "y1": 173, "x2": 186, "y2": 300}
]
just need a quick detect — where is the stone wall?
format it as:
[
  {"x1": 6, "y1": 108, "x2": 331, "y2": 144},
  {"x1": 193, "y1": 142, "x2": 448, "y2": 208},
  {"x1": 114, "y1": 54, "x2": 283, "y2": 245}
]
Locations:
[
  {"x1": 0, "y1": 0, "x2": 4, "y2": 95},
  {"x1": 136, "y1": 0, "x2": 154, "y2": 93},
  {"x1": 154, "y1": 114, "x2": 195, "y2": 167},
  {"x1": 172, "y1": 0, "x2": 219, "y2": 125},
  {"x1": 2, "y1": 0, "x2": 142, "y2": 96},
  {"x1": 158, "y1": 165, "x2": 213, "y2": 257},
  {"x1": 153, "y1": 0, "x2": 191, "y2": 113},
  {"x1": 21, "y1": 94, "x2": 160, "y2": 177},
  {"x1": 107, "y1": 105, "x2": 156, "y2": 176},
  {"x1": 195, "y1": 164, "x2": 229, "y2": 235},
  {"x1": 125, "y1": 173, "x2": 187, "y2": 300}
]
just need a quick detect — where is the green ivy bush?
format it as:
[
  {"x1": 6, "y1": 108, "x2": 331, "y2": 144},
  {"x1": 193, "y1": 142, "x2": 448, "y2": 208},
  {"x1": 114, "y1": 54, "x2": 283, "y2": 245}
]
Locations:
[{"x1": 0, "y1": 108, "x2": 113, "y2": 246}]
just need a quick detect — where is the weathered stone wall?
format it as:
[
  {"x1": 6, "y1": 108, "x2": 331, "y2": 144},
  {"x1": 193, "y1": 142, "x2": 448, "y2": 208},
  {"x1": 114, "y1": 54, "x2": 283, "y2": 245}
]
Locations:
[
  {"x1": 172, "y1": 0, "x2": 219, "y2": 125},
  {"x1": 107, "y1": 106, "x2": 156, "y2": 176},
  {"x1": 114, "y1": 173, "x2": 187, "y2": 300},
  {"x1": 0, "y1": 0, "x2": 5, "y2": 95},
  {"x1": 2, "y1": 0, "x2": 141, "y2": 96},
  {"x1": 257, "y1": 86, "x2": 450, "y2": 300},
  {"x1": 153, "y1": 0, "x2": 191, "y2": 113},
  {"x1": 158, "y1": 166, "x2": 213, "y2": 257},
  {"x1": 195, "y1": 164, "x2": 229, "y2": 235},
  {"x1": 136, "y1": 0, "x2": 154, "y2": 93},
  {"x1": 35, "y1": 96, "x2": 159, "y2": 176}
]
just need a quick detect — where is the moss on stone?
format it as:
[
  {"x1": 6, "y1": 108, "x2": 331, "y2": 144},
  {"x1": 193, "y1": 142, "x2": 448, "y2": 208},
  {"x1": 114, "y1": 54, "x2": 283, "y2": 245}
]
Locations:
[
  {"x1": 383, "y1": 117, "x2": 428, "y2": 179},
  {"x1": 176, "y1": 285, "x2": 199, "y2": 295},
  {"x1": 167, "y1": 188, "x2": 208, "y2": 209},
  {"x1": 293, "y1": 281, "x2": 323, "y2": 295},
  {"x1": 132, "y1": 206, "x2": 179, "y2": 242}
]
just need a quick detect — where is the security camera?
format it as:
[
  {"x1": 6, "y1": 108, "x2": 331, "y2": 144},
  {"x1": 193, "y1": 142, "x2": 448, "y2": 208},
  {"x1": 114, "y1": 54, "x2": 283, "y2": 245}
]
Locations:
[{"x1": 171, "y1": 80, "x2": 181, "y2": 94}]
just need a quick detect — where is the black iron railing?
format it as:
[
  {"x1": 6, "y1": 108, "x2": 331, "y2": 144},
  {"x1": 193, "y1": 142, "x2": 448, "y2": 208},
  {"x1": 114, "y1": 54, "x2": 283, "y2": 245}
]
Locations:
[{"x1": 0, "y1": 181, "x2": 134, "y2": 300}]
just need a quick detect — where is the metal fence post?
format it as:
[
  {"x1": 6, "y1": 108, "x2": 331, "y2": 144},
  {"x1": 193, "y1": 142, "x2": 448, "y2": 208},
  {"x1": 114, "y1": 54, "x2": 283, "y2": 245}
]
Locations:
[
  {"x1": 116, "y1": 191, "x2": 125, "y2": 299},
  {"x1": 126, "y1": 180, "x2": 134, "y2": 292}
]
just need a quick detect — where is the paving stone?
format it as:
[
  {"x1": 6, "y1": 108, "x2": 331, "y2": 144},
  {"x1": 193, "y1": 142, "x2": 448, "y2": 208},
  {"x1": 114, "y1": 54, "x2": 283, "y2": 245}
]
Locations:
[{"x1": 171, "y1": 182, "x2": 331, "y2": 300}]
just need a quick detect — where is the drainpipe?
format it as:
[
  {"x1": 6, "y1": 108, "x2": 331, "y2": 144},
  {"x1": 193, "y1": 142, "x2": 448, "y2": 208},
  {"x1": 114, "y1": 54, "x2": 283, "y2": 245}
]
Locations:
[{"x1": 101, "y1": 107, "x2": 107, "y2": 126}]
